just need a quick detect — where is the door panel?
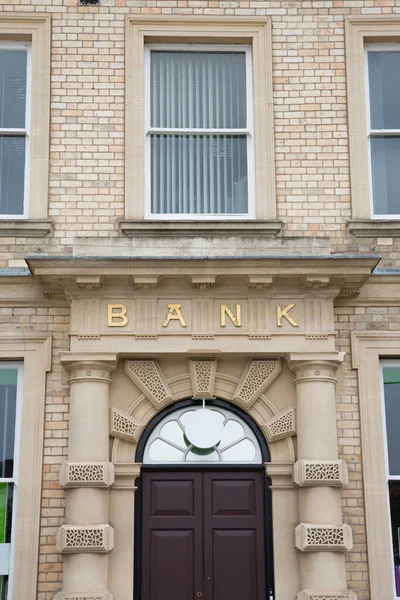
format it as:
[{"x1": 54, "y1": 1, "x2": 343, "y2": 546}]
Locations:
[
  {"x1": 142, "y1": 472, "x2": 203, "y2": 600},
  {"x1": 203, "y1": 472, "x2": 266, "y2": 600},
  {"x1": 141, "y1": 470, "x2": 267, "y2": 600}
]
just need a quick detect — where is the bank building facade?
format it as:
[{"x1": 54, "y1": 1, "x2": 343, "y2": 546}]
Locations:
[{"x1": 2, "y1": 3, "x2": 400, "y2": 600}]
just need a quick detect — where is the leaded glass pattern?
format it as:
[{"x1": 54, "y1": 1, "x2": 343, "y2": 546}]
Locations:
[{"x1": 143, "y1": 405, "x2": 262, "y2": 464}]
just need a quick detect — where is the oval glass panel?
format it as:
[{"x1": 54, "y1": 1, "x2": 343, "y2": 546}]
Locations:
[
  {"x1": 160, "y1": 420, "x2": 185, "y2": 448},
  {"x1": 219, "y1": 420, "x2": 245, "y2": 449}
]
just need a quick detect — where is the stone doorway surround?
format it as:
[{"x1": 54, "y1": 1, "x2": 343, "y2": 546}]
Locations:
[{"x1": 24, "y1": 255, "x2": 377, "y2": 600}]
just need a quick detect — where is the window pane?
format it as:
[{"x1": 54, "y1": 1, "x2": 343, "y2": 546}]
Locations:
[
  {"x1": 0, "y1": 575, "x2": 8, "y2": 600},
  {"x1": 0, "y1": 370, "x2": 17, "y2": 479},
  {"x1": 151, "y1": 135, "x2": 248, "y2": 214},
  {"x1": 0, "y1": 484, "x2": 13, "y2": 544},
  {"x1": 0, "y1": 49, "x2": 27, "y2": 129},
  {"x1": 368, "y1": 51, "x2": 400, "y2": 130},
  {"x1": 151, "y1": 51, "x2": 246, "y2": 129},
  {"x1": 383, "y1": 367, "x2": 400, "y2": 476},
  {"x1": 0, "y1": 136, "x2": 26, "y2": 216},
  {"x1": 371, "y1": 136, "x2": 400, "y2": 215},
  {"x1": 389, "y1": 482, "x2": 400, "y2": 597}
]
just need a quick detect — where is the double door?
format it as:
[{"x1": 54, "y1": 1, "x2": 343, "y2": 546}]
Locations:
[{"x1": 141, "y1": 470, "x2": 268, "y2": 600}]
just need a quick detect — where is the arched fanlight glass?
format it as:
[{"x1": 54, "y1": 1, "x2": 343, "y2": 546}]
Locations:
[{"x1": 143, "y1": 403, "x2": 262, "y2": 464}]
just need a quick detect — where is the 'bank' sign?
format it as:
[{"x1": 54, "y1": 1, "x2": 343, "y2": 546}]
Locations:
[{"x1": 107, "y1": 303, "x2": 299, "y2": 329}]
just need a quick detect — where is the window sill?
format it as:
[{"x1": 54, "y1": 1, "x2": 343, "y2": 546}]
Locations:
[
  {"x1": 347, "y1": 219, "x2": 400, "y2": 237},
  {"x1": 119, "y1": 220, "x2": 282, "y2": 237},
  {"x1": 0, "y1": 219, "x2": 53, "y2": 237}
]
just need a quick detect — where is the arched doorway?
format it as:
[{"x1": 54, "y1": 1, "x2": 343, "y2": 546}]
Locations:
[{"x1": 134, "y1": 399, "x2": 274, "y2": 600}]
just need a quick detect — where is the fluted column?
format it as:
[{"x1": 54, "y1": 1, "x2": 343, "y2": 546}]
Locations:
[
  {"x1": 55, "y1": 353, "x2": 117, "y2": 600},
  {"x1": 288, "y1": 352, "x2": 356, "y2": 600}
]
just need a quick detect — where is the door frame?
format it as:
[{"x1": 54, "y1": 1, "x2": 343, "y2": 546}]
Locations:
[{"x1": 134, "y1": 399, "x2": 275, "y2": 600}]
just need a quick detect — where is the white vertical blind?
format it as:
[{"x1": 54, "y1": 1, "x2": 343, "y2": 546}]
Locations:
[{"x1": 148, "y1": 48, "x2": 250, "y2": 216}]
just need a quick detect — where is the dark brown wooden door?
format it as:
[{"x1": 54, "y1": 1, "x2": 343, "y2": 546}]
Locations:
[{"x1": 141, "y1": 470, "x2": 267, "y2": 600}]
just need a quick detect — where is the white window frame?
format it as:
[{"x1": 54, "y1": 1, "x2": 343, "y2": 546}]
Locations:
[
  {"x1": 0, "y1": 42, "x2": 31, "y2": 220},
  {"x1": 144, "y1": 43, "x2": 255, "y2": 220},
  {"x1": 0, "y1": 362, "x2": 23, "y2": 600},
  {"x1": 380, "y1": 359, "x2": 400, "y2": 599},
  {"x1": 365, "y1": 43, "x2": 400, "y2": 220}
]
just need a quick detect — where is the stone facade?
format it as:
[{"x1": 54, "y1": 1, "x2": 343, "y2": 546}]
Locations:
[{"x1": 1, "y1": 1, "x2": 400, "y2": 600}]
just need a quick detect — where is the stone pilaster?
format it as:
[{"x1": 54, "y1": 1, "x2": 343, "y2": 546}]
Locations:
[
  {"x1": 58, "y1": 353, "x2": 117, "y2": 599},
  {"x1": 287, "y1": 353, "x2": 355, "y2": 599}
]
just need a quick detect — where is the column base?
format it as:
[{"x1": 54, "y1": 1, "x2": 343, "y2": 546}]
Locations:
[
  {"x1": 297, "y1": 591, "x2": 357, "y2": 600},
  {"x1": 53, "y1": 593, "x2": 113, "y2": 600}
]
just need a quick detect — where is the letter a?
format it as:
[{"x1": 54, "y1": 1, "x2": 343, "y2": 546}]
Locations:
[{"x1": 163, "y1": 304, "x2": 187, "y2": 327}]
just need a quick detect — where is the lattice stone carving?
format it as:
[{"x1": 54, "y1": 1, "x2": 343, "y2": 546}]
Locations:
[
  {"x1": 110, "y1": 408, "x2": 144, "y2": 443},
  {"x1": 57, "y1": 524, "x2": 114, "y2": 554},
  {"x1": 124, "y1": 360, "x2": 173, "y2": 409},
  {"x1": 59, "y1": 461, "x2": 114, "y2": 488},
  {"x1": 294, "y1": 460, "x2": 348, "y2": 487},
  {"x1": 189, "y1": 359, "x2": 217, "y2": 398},
  {"x1": 54, "y1": 593, "x2": 113, "y2": 600},
  {"x1": 295, "y1": 523, "x2": 353, "y2": 552},
  {"x1": 297, "y1": 591, "x2": 357, "y2": 600},
  {"x1": 232, "y1": 359, "x2": 281, "y2": 409},
  {"x1": 262, "y1": 407, "x2": 296, "y2": 442}
]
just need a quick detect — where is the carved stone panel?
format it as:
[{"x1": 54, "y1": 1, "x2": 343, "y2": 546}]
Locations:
[
  {"x1": 297, "y1": 591, "x2": 357, "y2": 600},
  {"x1": 59, "y1": 461, "x2": 115, "y2": 488},
  {"x1": 54, "y1": 594, "x2": 113, "y2": 600},
  {"x1": 295, "y1": 523, "x2": 353, "y2": 552},
  {"x1": 293, "y1": 460, "x2": 348, "y2": 487},
  {"x1": 189, "y1": 359, "x2": 217, "y2": 398},
  {"x1": 56, "y1": 524, "x2": 114, "y2": 554},
  {"x1": 110, "y1": 408, "x2": 144, "y2": 443},
  {"x1": 233, "y1": 359, "x2": 281, "y2": 409},
  {"x1": 263, "y1": 407, "x2": 296, "y2": 442},
  {"x1": 124, "y1": 360, "x2": 173, "y2": 409}
]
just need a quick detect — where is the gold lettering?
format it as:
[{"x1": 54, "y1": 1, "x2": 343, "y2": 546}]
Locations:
[
  {"x1": 220, "y1": 304, "x2": 242, "y2": 327},
  {"x1": 163, "y1": 304, "x2": 187, "y2": 327},
  {"x1": 277, "y1": 303, "x2": 298, "y2": 328},
  {"x1": 108, "y1": 304, "x2": 128, "y2": 327}
]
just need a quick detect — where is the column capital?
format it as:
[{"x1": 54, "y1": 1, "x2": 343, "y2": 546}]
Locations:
[
  {"x1": 61, "y1": 352, "x2": 118, "y2": 385},
  {"x1": 286, "y1": 352, "x2": 345, "y2": 384}
]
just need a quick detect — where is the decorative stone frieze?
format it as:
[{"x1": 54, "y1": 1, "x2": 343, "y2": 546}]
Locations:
[
  {"x1": 110, "y1": 408, "x2": 144, "y2": 443},
  {"x1": 297, "y1": 591, "x2": 357, "y2": 600},
  {"x1": 262, "y1": 407, "x2": 296, "y2": 442},
  {"x1": 189, "y1": 359, "x2": 217, "y2": 398},
  {"x1": 54, "y1": 593, "x2": 113, "y2": 600},
  {"x1": 59, "y1": 461, "x2": 115, "y2": 488},
  {"x1": 233, "y1": 359, "x2": 281, "y2": 409},
  {"x1": 124, "y1": 360, "x2": 173, "y2": 409},
  {"x1": 295, "y1": 523, "x2": 353, "y2": 552},
  {"x1": 56, "y1": 525, "x2": 114, "y2": 554},
  {"x1": 293, "y1": 460, "x2": 348, "y2": 487}
]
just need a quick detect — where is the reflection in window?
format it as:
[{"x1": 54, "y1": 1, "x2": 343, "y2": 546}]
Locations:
[{"x1": 144, "y1": 405, "x2": 262, "y2": 464}]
